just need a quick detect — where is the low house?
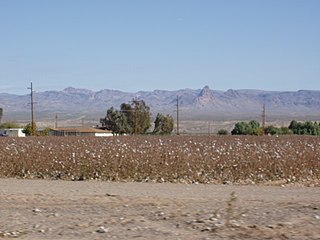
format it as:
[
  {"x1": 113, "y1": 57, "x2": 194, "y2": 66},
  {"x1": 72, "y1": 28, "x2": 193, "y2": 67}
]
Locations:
[
  {"x1": 49, "y1": 127, "x2": 113, "y2": 137},
  {"x1": 0, "y1": 128, "x2": 26, "y2": 137}
]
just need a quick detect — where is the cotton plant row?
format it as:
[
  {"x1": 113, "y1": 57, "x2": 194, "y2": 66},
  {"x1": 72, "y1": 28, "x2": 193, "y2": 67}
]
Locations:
[{"x1": 0, "y1": 135, "x2": 319, "y2": 185}]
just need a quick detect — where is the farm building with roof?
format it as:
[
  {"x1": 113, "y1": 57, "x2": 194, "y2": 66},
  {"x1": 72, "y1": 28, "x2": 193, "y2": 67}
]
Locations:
[{"x1": 49, "y1": 127, "x2": 113, "y2": 137}]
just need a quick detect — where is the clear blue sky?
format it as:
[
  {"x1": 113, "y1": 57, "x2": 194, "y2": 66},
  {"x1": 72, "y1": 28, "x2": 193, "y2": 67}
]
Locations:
[{"x1": 1, "y1": 0, "x2": 319, "y2": 94}]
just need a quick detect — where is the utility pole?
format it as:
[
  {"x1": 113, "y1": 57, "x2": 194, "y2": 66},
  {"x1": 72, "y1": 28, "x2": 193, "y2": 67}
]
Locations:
[
  {"x1": 262, "y1": 104, "x2": 266, "y2": 135},
  {"x1": 28, "y1": 82, "x2": 35, "y2": 135},
  {"x1": 55, "y1": 113, "x2": 58, "y2": 128},
  {"x1": 134, "y1": 97, "x2": 139, "y2": 134},
  {"x1": 176, "y1": 95, "x2": 180, "y2": 135}
]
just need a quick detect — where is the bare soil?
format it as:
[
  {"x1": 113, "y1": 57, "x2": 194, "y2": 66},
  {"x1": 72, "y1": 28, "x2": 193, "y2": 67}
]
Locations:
[{"x1": 0, "y1": 179, "x2": 319, "y2": 240}]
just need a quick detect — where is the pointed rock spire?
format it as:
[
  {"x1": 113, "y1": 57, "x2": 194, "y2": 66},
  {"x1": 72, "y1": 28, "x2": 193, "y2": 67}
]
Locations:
[{"x1": 195, "y1": 86, "x2": 215, "y2": 107}]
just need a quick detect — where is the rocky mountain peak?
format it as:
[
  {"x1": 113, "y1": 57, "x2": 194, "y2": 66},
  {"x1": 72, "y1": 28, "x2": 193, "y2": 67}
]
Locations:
[
  {"x1": 198, "y1": 85, "x2": 211, "y2": 97},
  {"x1": 195, "y1": 85, "x2": 215, "y2": 106}
]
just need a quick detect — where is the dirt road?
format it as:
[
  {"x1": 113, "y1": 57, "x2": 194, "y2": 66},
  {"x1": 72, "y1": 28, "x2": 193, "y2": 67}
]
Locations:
[{"x1": 0, "y1": 179, "x2": 319, "y2": 239}]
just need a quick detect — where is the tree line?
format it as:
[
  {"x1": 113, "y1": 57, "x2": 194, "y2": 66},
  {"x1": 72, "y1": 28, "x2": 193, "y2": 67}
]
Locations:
[
  {"x1": 100, "y1": 100, "x2": 174, "y2": 135},
  {"x1": 1, "y1": 101, "x2": 175, "y2": 136},
  {"x1": 2, "y1": 105, "x2": 319, "y2": 136},
  {"x1": 228, "y1": 120, "x2": 320, "y2": 136}
]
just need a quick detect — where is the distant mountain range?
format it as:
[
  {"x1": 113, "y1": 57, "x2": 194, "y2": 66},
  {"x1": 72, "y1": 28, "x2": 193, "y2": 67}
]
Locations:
[{"x1": 1, "y1": 86, "x2": 320, "y2": 123}]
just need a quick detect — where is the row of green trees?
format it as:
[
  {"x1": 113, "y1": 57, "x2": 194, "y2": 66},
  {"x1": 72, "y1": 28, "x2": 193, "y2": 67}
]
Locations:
[
  {"x1": 100, "y1": 100, "x2": 174, "y2": 135},
  {"x1": 2, "y1": 105, "x2": 319, "y2": 136},
  {"x1": 231, "y1": 120, "x2": 262, "y2": 135},
  {"x1": 229, "y1": 120, "x2": 320, "y2": 136},
  {"x1": 288, "y1": 120, "x2": 320, "y2": 135},
  {"x1": 1, "y1": 100, "x2": 174, "y2": 136}
]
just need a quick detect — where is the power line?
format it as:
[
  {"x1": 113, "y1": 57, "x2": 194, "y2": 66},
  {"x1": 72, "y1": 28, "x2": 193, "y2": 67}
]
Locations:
[
  {"x1": 55, "y1": 113, "x2": 58, "y2": 128},
  {"x1": 133, "y1": 97, "x2": 139, "y2": 135},
  {"x1": 176, "y1": 95, "x2": 180, "y2": 135},
  {"x1": 122, "y1": 97, "x2": 141, "y2": 134},
  {"x1": 262, "y1": 104, "x2": 266, "y2": 135},
  {"x1": 27, "y1": 82, "x2": 36, "y2": 136}
]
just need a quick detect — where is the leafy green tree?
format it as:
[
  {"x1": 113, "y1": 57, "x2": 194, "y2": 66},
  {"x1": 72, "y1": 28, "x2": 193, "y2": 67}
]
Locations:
[
  {"x1": 231, "y1": 120, "x2": 260, "y2": 135},
  {"x1": 23, "y1": 123, "x2": 36, "y2": 136},
  {"x1": 231, "y1": 122, "x2": 249, "y2": 135},
  {"x1": 249, "y1": 120, "x2": 260, "y2": 129},
  {"x1": 288, "y1": 120, "x2": 320, "y2": 135},
  {"x1": 279, "y1": 127, "x2": 293, "y2": 135},
  {"x1": 121, "y1": 100, "x2": 151, "y2": 134},
  {"x1": 306, "y1": 121, "x2": 320, "y2": 135},
  {"x1": 248, "y1": 120, "x2": 260, "y2": 135},
  {"x1": 135, "y1": 100, "x2": 151, "y2": 134},
  {"x1": 153, "y1": 113, "x2": 174, "y2": 135},
  {"x1": 265, "y1": 125, "x2": 280, "y2": 135},
  {"x1": 100, "y1": 107, "x2": 128, "y2": 135},
  {"x1": 101, "y1": 100, "x2": 152, "y2": 135},
  {"x1": 288, "y1": 120, "x2": 298, "y2": 132},
  {"x1": 120, "y1": 103, "x2": 134, "y2": 133}
]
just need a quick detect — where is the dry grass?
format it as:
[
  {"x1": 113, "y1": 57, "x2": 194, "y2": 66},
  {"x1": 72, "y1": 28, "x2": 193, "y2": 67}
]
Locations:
[{"x1": 0, "y1": 135, "x2": 319, "y2": 185}]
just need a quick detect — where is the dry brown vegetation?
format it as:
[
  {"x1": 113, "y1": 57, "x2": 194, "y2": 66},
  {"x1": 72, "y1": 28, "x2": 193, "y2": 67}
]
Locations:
[{"x1": 0, "y1": 135, "x2": 319, "y2": 185}]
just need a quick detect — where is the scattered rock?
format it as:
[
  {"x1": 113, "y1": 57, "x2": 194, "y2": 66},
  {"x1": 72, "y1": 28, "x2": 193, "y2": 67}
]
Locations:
[
  {"x1": 96, "y1": 226, "x2": 109, "y2": 233},
  {"x1": 106, "y1": 193, "x2": 118, "y2": 197},
  {"x1": 201, "y1": 227, "x2": 212, "y2": 232},
  {"x1": 48, "y1": 212, "x2": 59, "y2": 217},
  {"x1": 32, "y1": 208, "x2": 42, "y2": 213},
  {"x1": 2, "y1": 231, "x2": 23, "y2": 238}
]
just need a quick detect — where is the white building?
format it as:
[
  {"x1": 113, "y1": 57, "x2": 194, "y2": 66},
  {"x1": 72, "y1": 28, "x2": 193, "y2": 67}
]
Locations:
[
  {"x1": 0, "y1": 128, "x2": 26, "y2": 137},
  {"x1": 49, "y1": 127, "x2": 113, "y2": 137}
]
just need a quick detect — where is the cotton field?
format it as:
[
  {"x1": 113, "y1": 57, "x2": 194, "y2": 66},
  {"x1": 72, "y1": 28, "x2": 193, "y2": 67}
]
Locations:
[{"x1": 0, "y1": 135, "x2": 319, "y2": 185}]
